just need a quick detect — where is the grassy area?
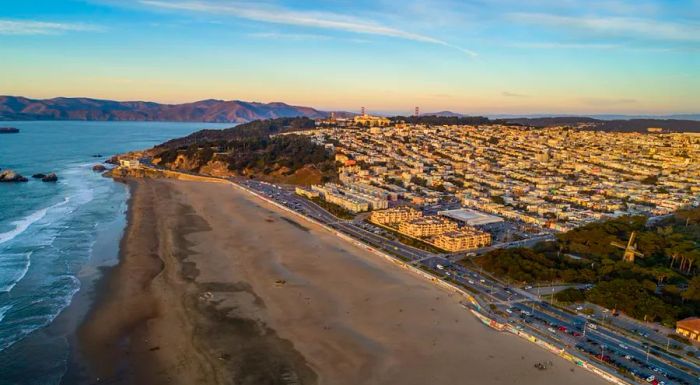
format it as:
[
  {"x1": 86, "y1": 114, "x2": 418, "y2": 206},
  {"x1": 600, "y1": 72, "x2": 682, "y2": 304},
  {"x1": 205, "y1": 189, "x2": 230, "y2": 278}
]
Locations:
[{"x1": 667, "y1": 333, "x2": 691, "y2": 346}]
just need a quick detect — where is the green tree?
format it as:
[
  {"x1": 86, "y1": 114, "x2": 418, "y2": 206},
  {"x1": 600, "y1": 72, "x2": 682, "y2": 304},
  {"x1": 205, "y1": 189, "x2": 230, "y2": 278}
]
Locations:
[{"x1": 682, "y1": 276, "x2": 700, "y2": 302}]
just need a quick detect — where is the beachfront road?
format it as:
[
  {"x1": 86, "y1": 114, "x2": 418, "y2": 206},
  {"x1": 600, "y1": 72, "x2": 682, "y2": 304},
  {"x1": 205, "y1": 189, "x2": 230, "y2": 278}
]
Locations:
[{"x1": 231, "y1": 176, "x2": 700, "y2": 385}]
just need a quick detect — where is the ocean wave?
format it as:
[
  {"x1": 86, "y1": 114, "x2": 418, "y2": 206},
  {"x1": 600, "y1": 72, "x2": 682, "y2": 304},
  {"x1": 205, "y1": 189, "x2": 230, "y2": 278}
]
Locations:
[
  {"x1": 0, "y1": 198, "x2": 69, "y2": 246},
  {"x1": 0, "y1": 252, "x2": 32, "y2": 293},
  {"x1": 0, "y1": 305, "x2": 11, "y2": 323},
  {"x1": 0, "y1": 275, "x2": 81, "y2": 353}
]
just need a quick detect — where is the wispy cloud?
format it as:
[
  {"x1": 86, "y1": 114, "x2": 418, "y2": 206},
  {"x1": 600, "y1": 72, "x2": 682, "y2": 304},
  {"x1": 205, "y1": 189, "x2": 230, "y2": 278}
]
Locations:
[
  {"x1": 140, "y1": 0, "x2": 477, "y2": 56},
  {"x1": 510, "y1": 42, "x2": 618, "y2": 50},
  {"x1": 509, "y1": 13, "x2": 700, "y2": 43},
  {"x1": 248, "y1": 32, "x2": 332, "y2": 41},
  {"x1": 502, "y1": 91, "x2": 529, "y2": 98},
  {"x1": 0, "y1": 19, "x2": 100, "y2": 35}
]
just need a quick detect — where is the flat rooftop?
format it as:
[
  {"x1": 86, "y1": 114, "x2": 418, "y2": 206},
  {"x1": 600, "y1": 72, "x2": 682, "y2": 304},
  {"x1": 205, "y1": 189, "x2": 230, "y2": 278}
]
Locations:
[{"x1": 438, "y1": 208, "x2": 504, "y2": 226}]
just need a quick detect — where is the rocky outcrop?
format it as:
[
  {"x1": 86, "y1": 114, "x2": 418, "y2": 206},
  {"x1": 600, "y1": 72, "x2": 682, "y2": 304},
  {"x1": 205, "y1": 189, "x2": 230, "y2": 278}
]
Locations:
[
  {"x1": 0, "y1": 169, "x2": 28, "y2": 182},
  {"x1": 32, "y1": 173, "x2": 46, "y2": 179},
  {"x1": 41, "y1": 173, "x2": 58, "y2": 182},
  {"x1": 92, "y1": 164, "x2": 107, "y2": 172},
  {"x1": 0, "y1": 127, "x2": 19, "y2": 134}
]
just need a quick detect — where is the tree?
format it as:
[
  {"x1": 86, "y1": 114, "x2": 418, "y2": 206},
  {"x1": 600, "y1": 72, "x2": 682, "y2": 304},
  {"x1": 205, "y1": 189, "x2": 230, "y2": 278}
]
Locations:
[
  {"x1": 641, "y1": 175, "x2": 659, "y2": 185},
  {"x1": 682, "y1": 276, "x2": 700, "y2": 302},
  {"x1": 491, "y1": 195, "x2": 505, "y2": 205},
  {"x1": 555, "y1": 288, "x2": 586, "y2": 302}
]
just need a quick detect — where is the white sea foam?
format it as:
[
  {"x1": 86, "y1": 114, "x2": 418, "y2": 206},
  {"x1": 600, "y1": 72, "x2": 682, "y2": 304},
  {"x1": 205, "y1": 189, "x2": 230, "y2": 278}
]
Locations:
[
  {"x1": 0, "y1": 198, "x2": 69, "y2": 245},
  {"x1": 0, "y1": 305, "x2": 12, "y2": 323},
  {"x1": 0, "y1": 252, "x2": 32, "y2": 293}
]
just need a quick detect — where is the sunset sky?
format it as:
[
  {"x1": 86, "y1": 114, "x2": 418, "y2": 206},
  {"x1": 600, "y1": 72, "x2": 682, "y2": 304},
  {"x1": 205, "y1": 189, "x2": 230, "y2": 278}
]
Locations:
[{"x1": 1, "y1": 0, "x2": 699, "y2": 115}]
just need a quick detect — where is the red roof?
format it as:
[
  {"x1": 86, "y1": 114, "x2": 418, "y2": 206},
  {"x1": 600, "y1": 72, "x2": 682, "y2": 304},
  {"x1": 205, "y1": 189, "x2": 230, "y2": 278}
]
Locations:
[{"x1": 676, "y1": 317, "x2": 700, "y2": 332}]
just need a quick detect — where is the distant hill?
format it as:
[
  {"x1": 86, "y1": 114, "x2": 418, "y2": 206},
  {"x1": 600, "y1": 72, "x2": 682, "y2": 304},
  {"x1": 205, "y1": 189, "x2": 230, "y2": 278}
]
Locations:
[
  {"x1": 0, "y1": 96, "x2": 327, "y2": 123},
  {"x1": 155, "y1": 117, "x2": 317, "y2": 150},
  {"x1": 421, "y1": 111, "x2": 466, "y2": 117},
  {"x1": 504, "y1": 117, "x2": 700, "y2": 132}
]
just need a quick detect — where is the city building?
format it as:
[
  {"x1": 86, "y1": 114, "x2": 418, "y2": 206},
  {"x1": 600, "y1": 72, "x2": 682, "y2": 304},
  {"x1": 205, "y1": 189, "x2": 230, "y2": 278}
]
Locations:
[
  {"x1": 432, "y1": 228, "x2": 492, "y2": 252},
  {"x1": 438, "y1": 208, "x2": 504, "y2": 227},
  {"x1": 119, "y1": 159, "x2": 140, "y2": 168},
  {"x1": 398, "y1": 216, "x2": 458, "y2": 238},
  {"x1": 354, "y1": 114, "x2": 391, "y2": 127},
  {"x1": 295, "y1": 186, "x2": 320, "y2": 199},
  {"x1": 311, "y1": 184, "x2": 370, "y2": 213},
  {"x1": 676, "y1": 317, "x2": 700, "y2": 342},
  {"x1": 370, "y1": 207, "x2": 422, "y2": 225}
]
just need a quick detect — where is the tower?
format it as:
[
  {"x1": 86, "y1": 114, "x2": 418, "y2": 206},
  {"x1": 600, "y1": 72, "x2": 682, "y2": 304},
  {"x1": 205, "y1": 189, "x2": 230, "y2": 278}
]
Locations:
[
  {"x1": 361, "y1": 106, "x2": 366, "y2": 116},
  {"x1": 415, "y1": 106, "x2": 420, "y2": 117}
]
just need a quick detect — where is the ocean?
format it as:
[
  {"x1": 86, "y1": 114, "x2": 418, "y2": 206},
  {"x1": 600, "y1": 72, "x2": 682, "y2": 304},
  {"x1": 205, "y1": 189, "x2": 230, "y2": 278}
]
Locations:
[{"x1": 0, "y1": 121, "x2": 230, "y2": 384}]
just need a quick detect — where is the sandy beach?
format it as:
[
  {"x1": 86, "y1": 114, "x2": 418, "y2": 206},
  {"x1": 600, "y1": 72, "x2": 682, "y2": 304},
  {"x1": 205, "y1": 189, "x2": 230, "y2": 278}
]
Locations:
[{"x1": 76, "y1": 178, "x2": 611, "y2": 385}]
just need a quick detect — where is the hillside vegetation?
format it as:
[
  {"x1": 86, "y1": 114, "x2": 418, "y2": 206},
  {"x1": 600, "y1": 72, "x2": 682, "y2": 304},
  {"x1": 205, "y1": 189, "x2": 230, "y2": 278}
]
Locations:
[
  {"x1": 470, "y1": 208, "x2": 700, "y2": 325},
  {"x1": 153, "y1": 117, "x2": 336, "y2": 185}
]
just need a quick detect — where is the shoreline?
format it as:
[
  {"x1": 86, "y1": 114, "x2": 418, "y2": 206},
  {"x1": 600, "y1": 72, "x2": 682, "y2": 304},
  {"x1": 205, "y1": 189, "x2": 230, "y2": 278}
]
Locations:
[
  {"x1": 74, "y1": 179, "x2": 316, "y2": 385},
  {"x1": 70, "y1": 177, "x2": 610, "y2": 385}
]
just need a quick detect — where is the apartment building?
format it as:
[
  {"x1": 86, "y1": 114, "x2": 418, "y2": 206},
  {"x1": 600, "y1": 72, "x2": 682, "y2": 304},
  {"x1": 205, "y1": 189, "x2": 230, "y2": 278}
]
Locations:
[
  {"x1": 370, "y1": 207, "x2": 422, "y2": 225},
  {"x1": 432, "y1": 228, "x2": 492, "y2": 252},
  {"x1": 398, "y1": 216, "x2": 458, "y2": 238},
  {"x1": 295, "y1": 186, "x2": 320, "y2": 199}
]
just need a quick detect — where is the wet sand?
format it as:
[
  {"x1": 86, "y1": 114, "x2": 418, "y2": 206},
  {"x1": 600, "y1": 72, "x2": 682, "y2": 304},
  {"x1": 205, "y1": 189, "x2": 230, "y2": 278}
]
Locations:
[{"x1": 77, "y1": 178, "x2": 611, "y2": 385}]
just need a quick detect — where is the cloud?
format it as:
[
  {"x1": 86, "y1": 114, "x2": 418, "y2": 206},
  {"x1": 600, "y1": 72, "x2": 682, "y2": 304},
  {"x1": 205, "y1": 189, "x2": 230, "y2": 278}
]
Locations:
[
  {"x1": 510, "y1": 42, "x2": 618, "y2": 50},
  {"x1": 580, "y1": 97, "x2": 638, "y2": 106},
  {"x1": 509, "y1": 13, "x2": 700, "y2": 43},
  {"x1": 0, "y1": 19, "x2": 100, "y2": 35},
  {"x1": 248, "y1": 32, "x2": 332, "y2": 41},
  {"x1": 502, "y1": 91, "x2": 529, "y2": 98},
  {"x1": 140, "y1": 0, "x2": 477, "y2": 56}
]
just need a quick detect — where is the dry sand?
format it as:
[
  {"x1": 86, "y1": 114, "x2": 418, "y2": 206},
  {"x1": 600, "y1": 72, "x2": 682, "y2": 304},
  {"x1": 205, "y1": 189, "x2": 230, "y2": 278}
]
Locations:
[{"x1": 77, "y1": 179, "x2": 611, "y2": 385}]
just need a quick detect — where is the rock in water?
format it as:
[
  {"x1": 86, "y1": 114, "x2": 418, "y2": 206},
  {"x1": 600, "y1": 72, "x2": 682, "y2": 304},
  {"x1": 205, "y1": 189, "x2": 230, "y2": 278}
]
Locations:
[
  {"x1": 92, "y1": 164, "x2": 106, "y2": 172},
  {"x1": 32, "y1": 173, "x2": 46, "y2": 179},
  {"x1": 0, "y1": 169, "x2": 28, "y2": 182},
  {"x1": 41, "y1": 173, "x2": 58, "y2": 182}
]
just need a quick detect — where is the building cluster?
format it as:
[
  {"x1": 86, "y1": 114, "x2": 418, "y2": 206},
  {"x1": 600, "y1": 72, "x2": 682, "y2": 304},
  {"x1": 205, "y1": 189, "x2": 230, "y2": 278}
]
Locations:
[
  {"x1": 296, "y1": 181, "x2": 392, "y2": 213},
  {"x1": 296, "y1": 123, "x2": 700, "y2": 232},
  {"x1": 369, "y1": 207, "x2": 491, "y2": 252}
]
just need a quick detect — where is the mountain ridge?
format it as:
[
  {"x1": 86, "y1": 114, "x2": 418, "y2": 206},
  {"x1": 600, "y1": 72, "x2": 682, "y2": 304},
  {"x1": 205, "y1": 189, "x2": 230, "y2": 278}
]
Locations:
[{"x1": 0, "y1": 95, "x2": 330, "y2": 123}]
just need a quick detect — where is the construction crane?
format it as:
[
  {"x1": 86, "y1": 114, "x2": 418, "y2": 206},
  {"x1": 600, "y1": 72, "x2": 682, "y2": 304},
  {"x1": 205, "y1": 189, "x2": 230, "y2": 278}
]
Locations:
[{"x1": 610, "y1": 231, "x2": 644, "y2": 263}]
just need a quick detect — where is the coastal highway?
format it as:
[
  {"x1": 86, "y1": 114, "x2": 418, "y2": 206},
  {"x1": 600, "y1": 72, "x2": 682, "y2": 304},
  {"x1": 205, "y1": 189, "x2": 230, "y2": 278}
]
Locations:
[{"x1": 214, "y1": 176, "x2": 700, "y2": 385}]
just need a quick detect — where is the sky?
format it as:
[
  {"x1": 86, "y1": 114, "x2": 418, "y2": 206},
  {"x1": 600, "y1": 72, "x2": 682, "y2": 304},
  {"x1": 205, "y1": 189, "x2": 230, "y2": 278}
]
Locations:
[{"x1": 1, "y1": 0, "x2": 699, "y2": 115}]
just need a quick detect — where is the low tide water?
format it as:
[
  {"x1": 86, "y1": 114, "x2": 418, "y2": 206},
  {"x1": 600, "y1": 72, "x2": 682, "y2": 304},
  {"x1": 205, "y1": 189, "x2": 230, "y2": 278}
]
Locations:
[{"x1": 0, "y1": 121, "x2": 230, "y2": 384}]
